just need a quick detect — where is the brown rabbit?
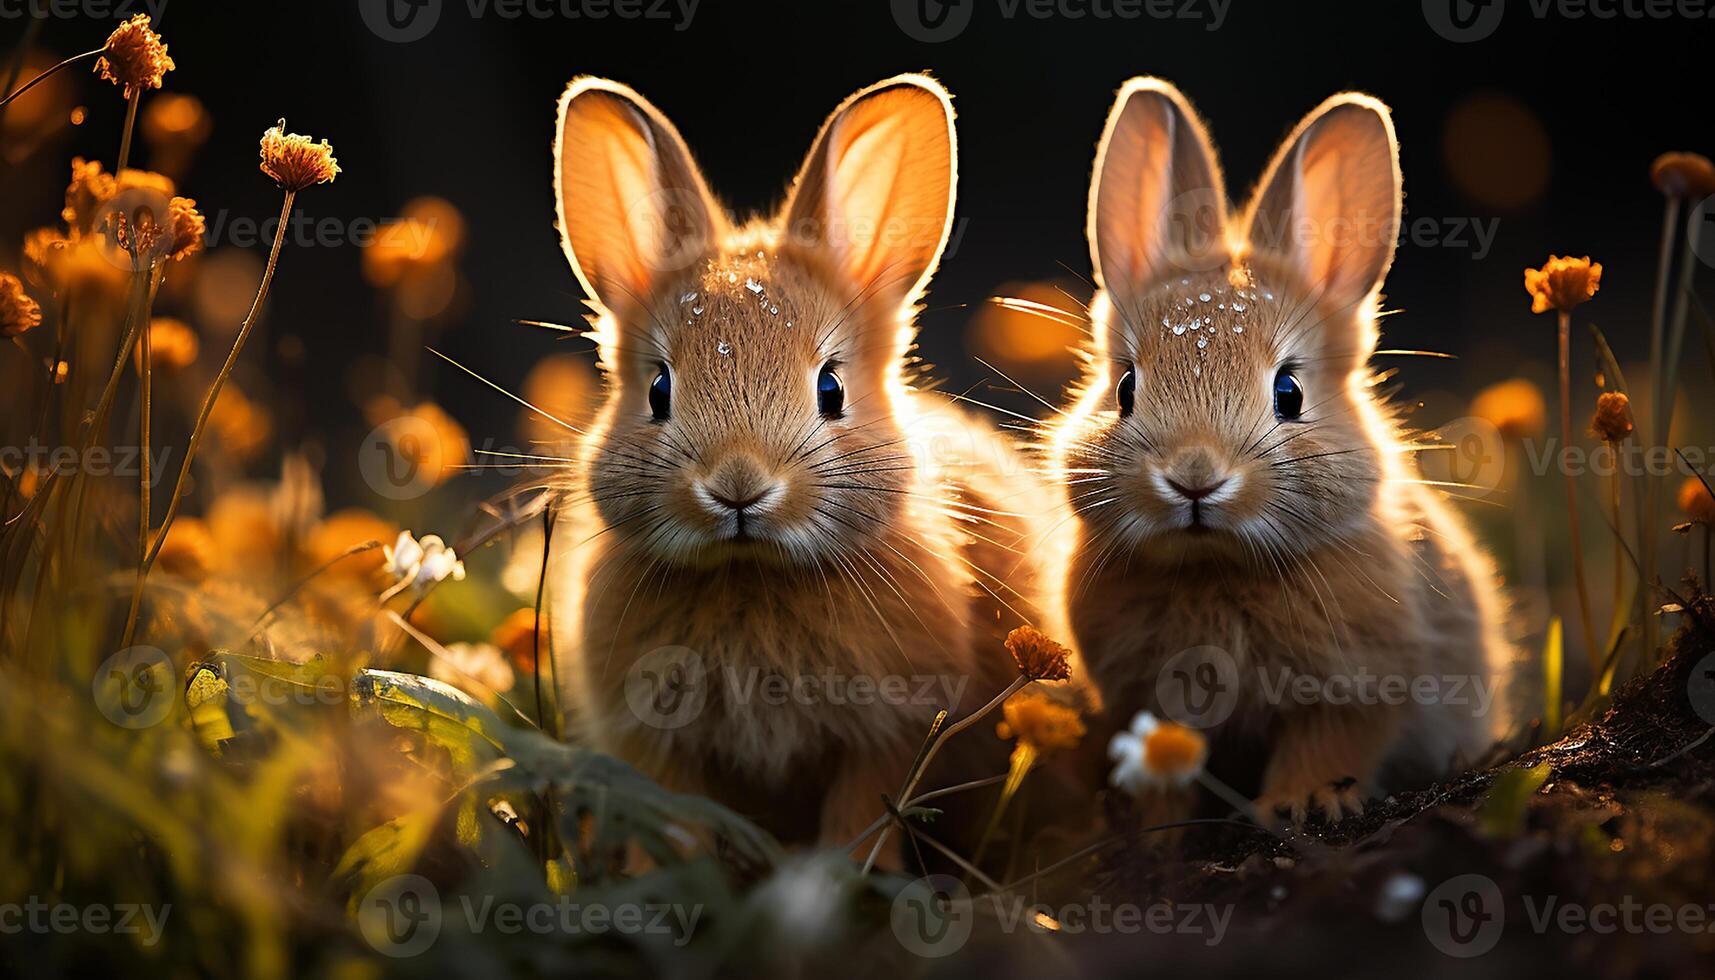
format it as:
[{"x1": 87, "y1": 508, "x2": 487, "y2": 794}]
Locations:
[
  {"x1": 1048, "y1": 78, "x2": 1509, "y2": 825},
  {"x1": 545, "y1": 74, "x2": 1070, "y2": 858}
]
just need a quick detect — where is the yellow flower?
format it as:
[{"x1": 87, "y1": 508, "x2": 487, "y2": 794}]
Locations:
[
  {"x1": 1679, "y1": 477, "x2": 1715, "y2": 524},
  {"x1": 95, "y1": 14, "x2": 175, "y2": 97},
  {"x1": 362, "y1": 197, "x2": 464, "y2": 287},
  {"x1": 1108, "y1": 711, "x2": 1208, "y2": 794},
  {"x1": 141, "y1": 93, "x2": 211, "y2": 153},
  {"x1": 0, "y1": 272, "x2": 42, "y2": 338},
  {"x1": 21, "y1": 228, "x2": 69, "y2": 291},
  {"x1": 259, "y1": 120, "x2": 340, "y2": 191},
  {"x1": 1470, "y1": 378, "x2": 1547, "y2": 441},
  {"x1": 491, "y1": 608, "x2": 542, "y2": 674},
  {"x1": 996, "y1": 692, "x2": 1085, "y2": 754},
  {"x1": 1650, "y1": 152, "x2": 1715, "y2": 201},
  {"x1": 1590, "y1": 391, "x2": 1634, "y2": 443},
  {"x1": 155, "y1": 518, "x2": 215, "y2": 582},
  {"x1": 62, "y1": 158, "x2": 117, "y2": 236},
  {"x1": 133, "y1": 317, "x2": 199, "y2": 373},
  {"x1": 208, "y1": 385, "x2": 274, "y2": 463},
  {"x1": 1524, "y1": 255, "x2": 1601, "y2": 315},
  {"x1": 1004, "y1": 624, "x2": 1073, "y2": 682}
]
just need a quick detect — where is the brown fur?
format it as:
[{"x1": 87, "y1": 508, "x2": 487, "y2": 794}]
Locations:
[
  {"x1": 545, "y1": 75, "x2": 1071, "y2": 857},
  {"x1": 1048, "y1": 79, "x2": 1511, "y2": 824}
]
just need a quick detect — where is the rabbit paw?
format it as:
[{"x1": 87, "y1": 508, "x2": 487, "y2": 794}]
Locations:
[{"x1": 1255, "y1": 776, "x2": 1367, "y2": 829}]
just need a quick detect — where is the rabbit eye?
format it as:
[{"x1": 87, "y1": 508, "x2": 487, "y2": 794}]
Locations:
[
  {"x1": 817, "y1": 362, "x2": 845, "y2": 418},
  {"x1": 649, "y1": 364, "x2": 671, "y2": 421},
  {"x1": 1116, "y1": 365, "x2": 1136, "y2": 417},
  {"x1": 1273, "y1": 368, "x2": 1304, "y2": 420}
]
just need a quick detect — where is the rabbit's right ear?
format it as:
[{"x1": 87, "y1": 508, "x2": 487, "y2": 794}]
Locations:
[
  {"x1": 554, "y1": 77, "x2": 725, "y2": 316},
  {"x1": 1088, "y1": 78, "x2": 1226, "y2": 310}
]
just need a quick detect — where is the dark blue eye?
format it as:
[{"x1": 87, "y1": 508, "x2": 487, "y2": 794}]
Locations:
[
  {"x1": 1273, "y1": 368, "x2": 1303, "y2": 420},
  {"x1": 649, "y1": 364, "x2": 671, "y2": 420},
  {"x1": 817, "y1": 362, "x2": 845, "y2": 418},
  {"x1": 1116, "y1": 365, "x2": 1136, "y2": 417}
]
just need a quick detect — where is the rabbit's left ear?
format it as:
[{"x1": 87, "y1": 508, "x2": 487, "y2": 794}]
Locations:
[
  {"x1": 1242, "y1": 94, "x2": 1401, "y2": 321},
  {"x1": 781, "y1": 74, "x2": 957, "y2": 312}
]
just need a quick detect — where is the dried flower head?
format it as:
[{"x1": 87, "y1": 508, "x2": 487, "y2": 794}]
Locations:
[
  {"x1": 1470, "y1": 378, "x2": 1548, "y2": 441},
  {"x1": 63, "y1": 158, "x2": 118, "y2": 235},
  {"x1": 260, "y1": 120, "x2": 340, "y2": 191},
  {"x1": 1679, "y1": 477, "x2": 1715, "y2": 524},
  {"x1": 995, "y1": 692, "x2": 1085, "y2": 754},
  {"x1": 166, "y1": 197, "x2": 206, "y2": 262},
  {"x1": 134, "y1": 317, "x2": 199, "y2": 373},
  {"x1": 1590, "y1": 391, "x2": 1634, "y2": 443},
  {"x1": 1005, "y1": 624, "x2": 1073, "y2": 682},
  {"x1": 1524, "y1": 255, "x2": 1602, "y2": 315},
  {"x1": 1650, "y1": 152, "x2": 1715, "y2": 201},
  {"x1": 1108, "y1": 711, "x2": 1208, "y2": 794},
  {"x1": 95, "y1": 14, "x2": 175, "y2": 97},
  {"x1": 0, "y1": 272, "x2": 42, "y2": 338}
]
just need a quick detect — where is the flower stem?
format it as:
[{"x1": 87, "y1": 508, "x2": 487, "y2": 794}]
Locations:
[
  {"x1": 1564, "y1": 310, "x2": 1598, "y2": 672},
  {"x1": 1559, "y1": 311, "x2": 1598, "y2": 670},
  {"x1": 114, "y1": 87, "x2": 141, "y2": 173},
  {"x1": 862, "y1": 674, "x2": 1029, "y2": 874},
  {"x1": 0, "y1": 47, "x2": 104, "y2": 111},
  {"x1": 130, "y1": 191, "x2": 296, "y2": 622}
]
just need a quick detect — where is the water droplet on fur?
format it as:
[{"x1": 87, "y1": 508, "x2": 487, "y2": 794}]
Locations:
[
  {"x1": 745, "y1": 278, "x2": 764, "y2": 295},
  {"x1": 1180, "y1": 278, "x2": 1190, "y2": 286},
  {"x1": 1264, "y1": 290, "x2": 1275, "y2": 301},
  {"x1": 679, "y1": 291, "x2": 698, "y2": 304},
  {"x1": 1172, "y1": 323, "x2": 1187, "y2": 336},
  {"x1": 1232, "y1": 302, "x2": 1247, "y2": 313},
  {"x1": 691, "y1": 305, "x2": 704, "y2": 316},
  {"x1": 1216, "y1": 302, "x2": 1226, "y2": 310},
  {"x1": 769, "y1": 305, "x2": 780, "y2": 315},
  {"x1": 1233, "y1": 325, "x2": 1244, "y2": 334},
  {"x1": 1198, "y1": 292, "x2": 1212, "y2": 302},
  {"x1": 716, "y1": 340, "x2": 732, "y2": 356},
  {"x1": 1197, "y1": 336, "x2": 1209, "y2": 349},
  {"x1": 727, "y1": 272, "x2": 738, "y2": 284},
  {"x1": 1193, "y1": 365, "x2": 1201, "y2": 377}
]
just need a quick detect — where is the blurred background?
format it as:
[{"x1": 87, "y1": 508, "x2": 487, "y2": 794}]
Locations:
[{"x1": 2, "y1": 0, "x2": 1710, "y2": 670}]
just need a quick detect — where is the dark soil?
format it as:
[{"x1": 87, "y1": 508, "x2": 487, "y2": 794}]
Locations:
[{"x1": 923, "y1": 591, "x2": 1715, "y2": 979}]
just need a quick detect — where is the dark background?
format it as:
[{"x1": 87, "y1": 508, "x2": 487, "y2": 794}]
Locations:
[{"x1": 1, "y1": 0, "x2": 1708, "y2": 494}]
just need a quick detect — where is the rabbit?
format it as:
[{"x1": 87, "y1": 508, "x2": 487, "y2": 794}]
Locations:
[
  {"x1": 1047, "y1": 78, "x2": 1510, "y2": 826},
  {"x1": 545, "y1": 73, "x2": 1075, "y2": 860}
]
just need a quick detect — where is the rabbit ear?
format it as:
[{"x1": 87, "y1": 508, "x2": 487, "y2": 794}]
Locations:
[
  {"x1": 781, "y1": 73, "x2": 956, "y2": 311},
  {"x1": 554, "y1": 76, "x2": 725, "y2": 315},
  {"x1": 1088, "y1": 77, "x2": 1227, "y2": 307},
  {"x1": 1241, "y1": 93, "x2": 1401, "y2": 323}
]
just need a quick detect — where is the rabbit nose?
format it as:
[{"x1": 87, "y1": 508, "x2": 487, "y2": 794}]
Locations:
[
  {"x1": 1166, "y1": 477, "x2": 1227, "y2": 502},
  {"x1": 699, "y1": 458, "x2": 780, "y2": 513}
]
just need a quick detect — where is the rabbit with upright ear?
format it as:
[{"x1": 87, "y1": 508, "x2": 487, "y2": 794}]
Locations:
[
  {"x1": 546, "y1": 75, "x2": 1071, "y2": 858},
  {"x1": 1049, "y1": 78, "x2": 1510, "y2": 824}
]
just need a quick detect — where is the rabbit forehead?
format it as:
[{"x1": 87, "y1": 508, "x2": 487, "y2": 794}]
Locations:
[{"x1": 1114, "y1": 267, "x2": 1296, "y2": 406}]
